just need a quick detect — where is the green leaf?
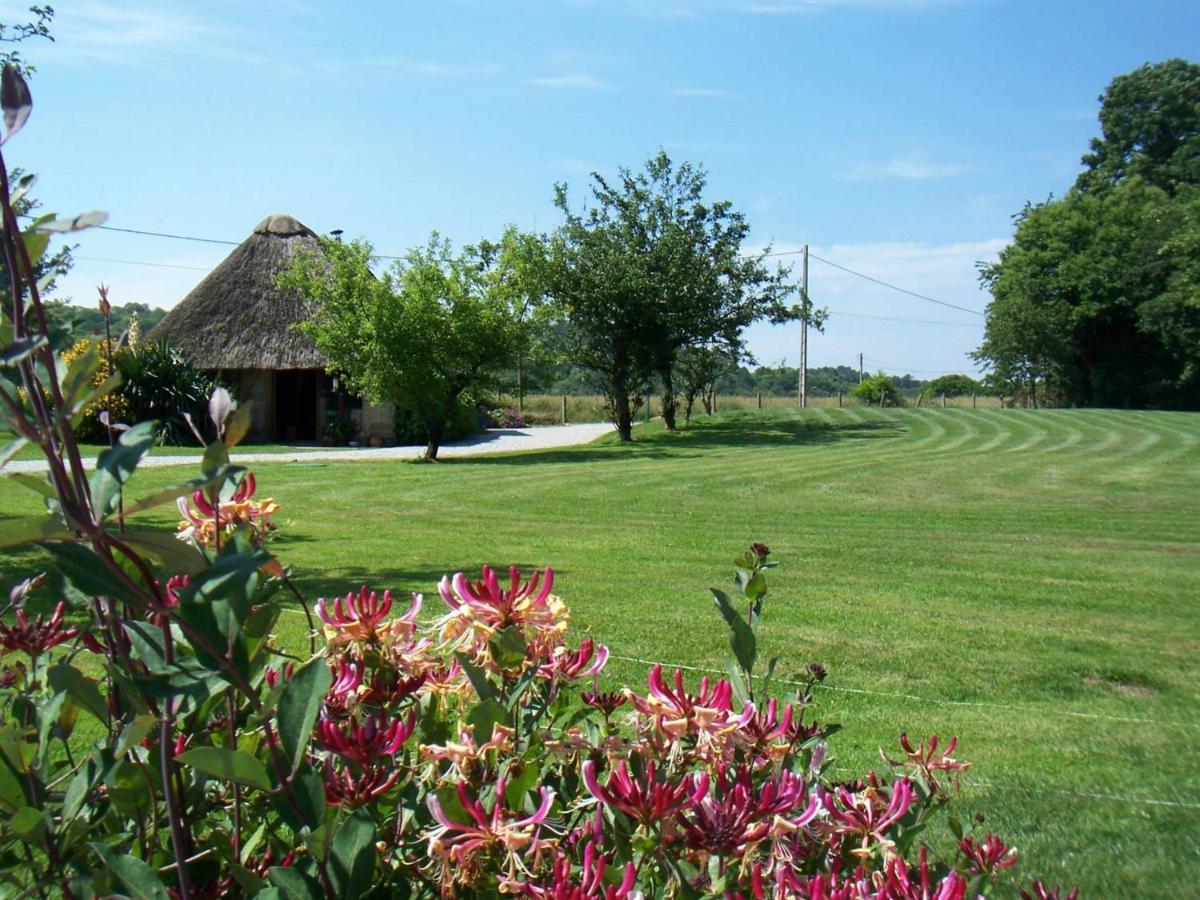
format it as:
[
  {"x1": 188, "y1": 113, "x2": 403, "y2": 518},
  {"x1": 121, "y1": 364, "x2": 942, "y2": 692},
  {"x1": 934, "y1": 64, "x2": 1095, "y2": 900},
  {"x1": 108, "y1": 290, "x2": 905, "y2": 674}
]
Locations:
[
  {"x1": 48, "y1": 664, "x2": 108, "y2": 725},
  {"x1": 91, "y1": 843, "x2": 171, "y2": 900},
  {"x1": 120, "y1": 530, "x2": 208, "y2": 576},
  {"x1": 489, "y1": 625, "x2": 527, "y2": 670},
  {"x1": 8, "y1": 472, "x2": 57, "y2": 499},
  {"x1": 455, "y1": 653, "x2": 498, "y2": 702},
  {"x1": 0, "y1": 334, "x2": 47, "y2": 367},
  {"x1": 178, "y1": 746, "x2": 272, "y2": 791},
  {"x1": 123, "y1": 467, "x2": 239, "y2": 517},
  {"x1": 61, "y1": 342, "x2": 101, "y2": 407},
  {"x1": 465, "y1": 698, "x2": 507, "y2": 745},
  {"x1": 724, "y1": 661, "x2": 751, "y2": 708},
  {"x1": 0, "y1": 754, "x2": 27, "y2": 813},
  {"x1": 272, "y1": 760, "x2": 326, "y2": 832},
  {"x1": 224, "y1": 402, "x2": 253, "y2": 449},
  {"x1": 0, "y1": 514, "x2": 66, "y2": 547},
  {"x1": 63, "y1": 753, "x2": 103, "y2": 822},
  {"x1": 105, "y1": 759, "x2": 156, "y2": 818},
  {"x1": 277, "y1": 657, "x2": 331, "y2": 773},
  {"x1": 329, "y1": 808, "x2": 376, "y2": 899},
  {"x1": 91, "y1": 421, "x2": 158, "y2": 519},
  {"x1": 44, "y1": 542, "x2": 139, "y2": 604},
  {"x1": 0, "y1": 437, "x2": 29, "y2": 467},
  {"x1": 711, "y1": 587, "x2": 756, "y2": 680},
  {"x1": 9, "y1": 806, "x2": 46, "y2": 842},
  {"x1": 32, "y1": 210, "x2": 109, "y2": 233},
  {"x1": 268, "y1": 866, "x2": 323, "y2": 900},
  {"x1": 744, "y1": 571, "x2": 767, "y2": 604},
  {"x1": 201, "y1": 439, "x2": 230, "y2": 476}
]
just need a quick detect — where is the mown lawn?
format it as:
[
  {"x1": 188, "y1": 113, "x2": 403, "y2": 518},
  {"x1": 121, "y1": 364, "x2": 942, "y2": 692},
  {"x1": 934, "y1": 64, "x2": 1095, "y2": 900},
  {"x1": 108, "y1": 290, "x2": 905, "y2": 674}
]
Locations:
[{"x1": 1, "y1": 407, "x2": 1197, "y2": 896}]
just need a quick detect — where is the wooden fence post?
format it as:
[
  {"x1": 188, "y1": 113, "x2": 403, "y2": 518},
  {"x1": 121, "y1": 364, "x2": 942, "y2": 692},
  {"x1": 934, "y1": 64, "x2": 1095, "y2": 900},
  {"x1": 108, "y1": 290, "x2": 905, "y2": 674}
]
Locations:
[
  {"x1": 941, "y1": 393, "x2": 946, "y2": 408},
  {"x1": 757, "y1": 392, "x2": 762, "y2": 409},
  {"x1": 879, "y1": 392, "x2": 885, "y2": 409},
  {"x1": 915, "y1": 393, "x2": 922, "y2": 409},
  {"x1": 838, "y1": 392, "x2": 842, "y2": 408},
  {"x1": 972, "y1": 392, "x2": 977, "y2": 409},
  {"x1": 561, "y1": 395, "x2": 567, "y2": 424}
]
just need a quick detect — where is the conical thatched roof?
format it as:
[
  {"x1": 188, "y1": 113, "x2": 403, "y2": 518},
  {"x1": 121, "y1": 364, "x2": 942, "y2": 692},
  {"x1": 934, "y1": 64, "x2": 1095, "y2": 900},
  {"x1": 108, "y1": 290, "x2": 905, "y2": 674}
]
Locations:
[{"x1": 150, "y1": 214, "x2": 326, "y2": 370}]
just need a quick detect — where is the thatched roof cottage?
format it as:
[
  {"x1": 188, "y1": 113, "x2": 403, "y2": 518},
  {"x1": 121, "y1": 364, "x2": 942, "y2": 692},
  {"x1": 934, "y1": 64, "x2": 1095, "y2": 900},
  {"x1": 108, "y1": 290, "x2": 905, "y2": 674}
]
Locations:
[{"x1": 151, "y1": 214, "x2": 393, "y2": 444}]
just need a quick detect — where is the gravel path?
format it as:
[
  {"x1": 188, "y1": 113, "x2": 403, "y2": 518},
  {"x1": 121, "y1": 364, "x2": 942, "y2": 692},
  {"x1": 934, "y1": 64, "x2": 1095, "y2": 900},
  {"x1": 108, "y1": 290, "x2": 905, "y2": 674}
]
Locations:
[{"x1": 2, "y1": 423, "x2": 616, "y2": 474}]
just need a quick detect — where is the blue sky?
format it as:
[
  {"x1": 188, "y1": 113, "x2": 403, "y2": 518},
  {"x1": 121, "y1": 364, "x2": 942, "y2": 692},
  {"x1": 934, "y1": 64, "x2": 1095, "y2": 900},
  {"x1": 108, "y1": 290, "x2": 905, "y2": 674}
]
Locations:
[{"x1": 4, "y1": 0, "x2": 1197, "y2": 377}]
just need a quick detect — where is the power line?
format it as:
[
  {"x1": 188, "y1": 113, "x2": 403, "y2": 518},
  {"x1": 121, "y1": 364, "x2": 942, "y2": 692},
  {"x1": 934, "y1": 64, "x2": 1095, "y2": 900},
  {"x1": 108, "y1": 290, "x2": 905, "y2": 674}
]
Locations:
[
  {"x1": 75, "y1": 255, "x2": 210, "y2": 271},
  {"x1": 82, "y1": 220, "x2": 986, "y2": 320},
  {"x1": 828, "y1": 310, "x2": 983, "y2": 328},
  {"x1": 862, "y1": 355, "x2": 970, "y2": 375},
  {"x1": 808, "y1": 252, "x2": 985, "y2": 317}
]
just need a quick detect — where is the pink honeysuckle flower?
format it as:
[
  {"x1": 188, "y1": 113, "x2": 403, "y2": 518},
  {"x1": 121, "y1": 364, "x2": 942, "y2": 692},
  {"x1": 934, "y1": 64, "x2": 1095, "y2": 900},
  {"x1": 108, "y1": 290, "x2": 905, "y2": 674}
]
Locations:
[
  {"x1": 437, "y1": 566, "x2": 567, "y2": 653},
  {"x1": 1021, "y1": 882, "x2": 1080, "y2": 900},
  {"x1": 581, "y1": 690, "x2": 627, "y2": 718},
  {"x1": 959, "y1": 833, "x2": 1018, "y2": 875},
  {"x1": 678, "y1": 765, "x2": 817, "y2": 857},
  {"x1": 422, "y1": 658, "x2": 469, "y2": 696},
  {"x1": 175, "y1": 472, "x2": 279, "y2": 548},
  {"x1": 0, "y1": 601, "x2": 79, "y2": 658},
  {"x1": 263, "y1": 661, "x2": 295, "y2": 690},
  {"x1": 426, "y1": 779, "x2": 556, "y2": 871},
  {"x1": 544, "y1": 638, "x2": 609, "y2": 680},
  {"x1": 323, "y1": 759, "x2": 399, "y2": 808},
  {"x1": 420, "y1": 724, "x2": 515, "y2": 779},
  {"x1": 315, "y1": 586, "x2": 420, "y2": 648},
  {"x1": 582, "y1": 757, "x2": 708, "y2": 825},
  {"x1": 627, "y1": 664, "x2": 745, "y2": 739},
  {"x1": 878, "y1": 846, "x2": 970, "y2": 900},
  {"x1": 822, "y1": 778, "x2": 915, "y2": 858},
  {"x1": 326, "y1": 657, "x2": 365, "y2": 703},
  {"x1": 357, "y1": 666, "x2": 426, "y2": 707},
  {"x1": 509, "y1": 840, "x2": 636, "y2": 900},
  {"x1": 316, "y1": 709, "x2": 417, "y2": 768},
  {"x1": 733, "y1": 698, "x2": 798, "y2": 761},
  {"x1": 882, "y1": 733, "x2": 971, "y2": 799}
]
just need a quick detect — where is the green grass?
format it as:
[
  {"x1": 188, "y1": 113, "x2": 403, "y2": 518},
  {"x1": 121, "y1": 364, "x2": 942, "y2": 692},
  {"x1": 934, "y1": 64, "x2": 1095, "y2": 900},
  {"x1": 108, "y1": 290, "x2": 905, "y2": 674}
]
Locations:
[{"x1": 2, "y1": 407, "x2": 1197, "y2": 896}]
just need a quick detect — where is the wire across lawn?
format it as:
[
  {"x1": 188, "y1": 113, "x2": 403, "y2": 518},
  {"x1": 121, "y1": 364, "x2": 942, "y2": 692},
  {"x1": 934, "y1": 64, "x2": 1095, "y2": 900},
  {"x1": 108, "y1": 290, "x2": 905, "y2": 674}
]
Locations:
[{"x1": 1, "y1": 407, "x2": 1197, "y2": 896}]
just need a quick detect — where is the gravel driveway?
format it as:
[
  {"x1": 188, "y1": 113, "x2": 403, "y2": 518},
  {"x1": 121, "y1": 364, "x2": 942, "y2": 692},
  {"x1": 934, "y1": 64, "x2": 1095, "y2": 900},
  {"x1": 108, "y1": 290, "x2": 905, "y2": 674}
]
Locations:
[{"x1": 3, "y1": 423, "x2": 616, "y2": 474}]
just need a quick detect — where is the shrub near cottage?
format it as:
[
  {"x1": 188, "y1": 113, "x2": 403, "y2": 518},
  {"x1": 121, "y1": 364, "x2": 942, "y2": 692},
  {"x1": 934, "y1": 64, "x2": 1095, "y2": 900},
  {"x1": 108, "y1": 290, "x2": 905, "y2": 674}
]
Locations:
[{"x1": 0, "y1": 65, "x2": 1076, "y2": 898}]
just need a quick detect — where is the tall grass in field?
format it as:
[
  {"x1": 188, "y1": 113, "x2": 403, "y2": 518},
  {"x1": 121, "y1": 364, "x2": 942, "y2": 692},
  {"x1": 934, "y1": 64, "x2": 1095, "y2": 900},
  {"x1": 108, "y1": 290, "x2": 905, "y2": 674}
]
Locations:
[{"x1": 516, "y1": 392, "x2": 1002, "y2": 422}]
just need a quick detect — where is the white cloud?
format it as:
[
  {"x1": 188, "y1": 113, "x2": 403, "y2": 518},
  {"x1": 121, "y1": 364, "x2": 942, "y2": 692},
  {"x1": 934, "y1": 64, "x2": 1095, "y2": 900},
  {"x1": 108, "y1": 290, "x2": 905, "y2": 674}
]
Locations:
[
  {"x1": 528, "y1": 73, "x2": 613, "y2": 90},
  {"x1": 844, "y1": 155, "x2": 970, "y2": 180},
  {"x1": 42, "y1": 1, "x2": 227, "y2": 63}
]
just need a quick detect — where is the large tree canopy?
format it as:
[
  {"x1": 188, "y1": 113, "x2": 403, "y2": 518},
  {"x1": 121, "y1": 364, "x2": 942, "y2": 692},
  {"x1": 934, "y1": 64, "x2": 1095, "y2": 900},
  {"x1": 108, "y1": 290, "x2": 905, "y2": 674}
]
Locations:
[
  {"x1": 976, "y1": 60, "x2": 1200, "y2": 409},
  {"x1": 547, "y1": 151, "x2": 796, "y2": 440},
  {"x1": 281, "y1": 234, "x2": 522, "y2": 460}
]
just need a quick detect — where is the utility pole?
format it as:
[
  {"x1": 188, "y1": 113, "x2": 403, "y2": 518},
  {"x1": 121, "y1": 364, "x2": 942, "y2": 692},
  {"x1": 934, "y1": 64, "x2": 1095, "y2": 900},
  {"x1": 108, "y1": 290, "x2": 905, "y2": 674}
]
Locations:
[
  {"x1": 798, "y1": 244, "x2": 809, "y2": 408},
  {"x1": 858, "y1": 353, "x2": 863, "y2": 383}
]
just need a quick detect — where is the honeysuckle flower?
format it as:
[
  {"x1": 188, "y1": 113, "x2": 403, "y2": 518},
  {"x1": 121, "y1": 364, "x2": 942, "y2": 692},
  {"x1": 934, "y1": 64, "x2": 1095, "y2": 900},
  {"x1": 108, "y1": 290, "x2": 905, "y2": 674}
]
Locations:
[
  {"x1": 1020, "y1": 882, "x2": 1079, "y2": 900},
  {"x1": 874, "y1": 847, "x2": 970, "y2": 900},
  {"x1": 0, "y1": 601, "x2": 79, "y2": 658},
  {"x1": 175, "y1": 472, "x2": 279, "y2": 547},
  {"x1": 316, "y1": 709, "x2": 417, "y2": 767},
  {"x1": 324, "y1": 759, "x2": 399, "y2": 807},
  {"x1": 581, "y1": 690, "x2": 627, "y2": 717},
  {"x1": 420, "y1": 724, "x2": 515, "y2": 779},
  {"x1": 627, "y1": 664, "x2": 747, "y2": 743},
  {"x1": 544, "y1": 638, "x2": 609, "y2": 680},
  {"x1": 509, "y1": 841, "x2": 636, "y2": 899},
  {"x1": 316, "y1": 586, "x2": 420, "y2": 648},
  {"x1": 426, "y1": 779, "x2": 556, "y2": 876},
  {"x1": 822, "y1": 778, "x2": 915, "y2": 858},
  {"x1": 357, "y1": 666, "x2": 426, "y2": 708},
  {"x1": 582, "y1": 756, "x2": 708, "y2": 826},
  {"x1": 437, "y1": 566, "x2": 567, "y2": 658},
  {"x1": 263, "y1": 661, "x2": 295, "y2": 690},
  {"x1": 959, "y1": 833, "x2": 1018, "y2": 875},
  {"x1": 326, "y1": 657, "x2": 365, "y2": 703},
  {"x1": 678, "y1": 765, "x2": 817, "y2": 857},
  {"x1": 883, "y1": 733, "x2": 971, "y2": 799},
  {"x1": 422, "y1": 658, "x2": 469, "y2": 696}
]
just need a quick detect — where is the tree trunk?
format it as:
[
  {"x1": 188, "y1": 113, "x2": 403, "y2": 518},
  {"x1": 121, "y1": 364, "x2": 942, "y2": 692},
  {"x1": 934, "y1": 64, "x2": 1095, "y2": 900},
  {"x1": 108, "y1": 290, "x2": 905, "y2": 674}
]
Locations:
[
  {"x1": 423, "y1": 419, "x2": 444, "y2": 461},
  {"x1": 659, "y1": 365, "x2": 678, "y2": 431},
  {"x1": 612, "y1": 373, "x2": 633, "y2": 442}
]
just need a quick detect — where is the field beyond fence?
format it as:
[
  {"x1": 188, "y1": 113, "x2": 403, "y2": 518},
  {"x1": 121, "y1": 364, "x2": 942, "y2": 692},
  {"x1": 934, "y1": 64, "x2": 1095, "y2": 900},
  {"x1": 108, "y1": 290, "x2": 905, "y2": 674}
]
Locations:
[{"x1": 516, "y1": 392, "x2": 1004, "y2": 423}]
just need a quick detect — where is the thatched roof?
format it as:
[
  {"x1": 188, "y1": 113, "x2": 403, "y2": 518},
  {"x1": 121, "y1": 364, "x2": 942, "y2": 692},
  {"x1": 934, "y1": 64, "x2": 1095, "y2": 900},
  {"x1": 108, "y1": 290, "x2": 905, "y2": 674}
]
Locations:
[{"x1": 150, "y1": 214, "x2": 326, "y2": 370}]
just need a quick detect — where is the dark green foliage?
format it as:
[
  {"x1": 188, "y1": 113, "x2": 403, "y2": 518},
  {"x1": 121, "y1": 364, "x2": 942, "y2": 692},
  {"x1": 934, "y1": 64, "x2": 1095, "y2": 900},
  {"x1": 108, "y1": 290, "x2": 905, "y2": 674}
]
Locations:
[
  {"x1": 392, "y1": 399, "x2": 480, "y2": 446},
  {"x1": 922, "y1": 374, "x2": 981, "y2": 399},
  {"x1": 851, "y1": 373, "x2": 906, "y2": 407},
  {"x1": 49, "y1": 301, "x2": 168, "y2": 340},
  {"x1": 115, "y1": 339, "x2": 222, "y2": 444},
  {"x1": 979, "y1": 60, "x2": 1200, "y2": 409}
]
